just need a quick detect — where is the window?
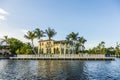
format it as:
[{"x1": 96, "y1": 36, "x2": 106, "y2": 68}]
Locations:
[{"x1": 42, "y1": 48, "x2": 44, "y2": 53}]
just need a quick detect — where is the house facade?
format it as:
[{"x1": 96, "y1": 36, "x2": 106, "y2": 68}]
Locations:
[{"x1": 38, "y1": 39, "x2": 75, "y2": 54}]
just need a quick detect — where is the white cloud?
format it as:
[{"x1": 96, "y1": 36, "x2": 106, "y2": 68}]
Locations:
[
  {"x1": 0, "y1": 8, "x2": 9, "y2": 21},
  {"x1": 0, "y1": 8, "x2": 9, "y2": 15},
  {"x1": 21, "y1": 29, "x2": 28, "y2": 34},
  {"x1": 85, "y1": 42, "x2": 97, "y2": 50},
  {"x1": 0, "y1": 15, "x2": 6, "y2": 21}
]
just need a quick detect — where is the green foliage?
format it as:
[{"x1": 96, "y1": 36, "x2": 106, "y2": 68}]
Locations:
[
  {"x1": 45, "y1": 27, "x2": 57, "y2": 40},
  {"x1": 34, "y1": 28, "x2": 45, "y2": 54},
  {"x1": 45, "y1": 27, "x2": 57, "y2": 54},
  {"x1": 2, "y1": 27, "x2": 120, "y2": 56},
  {"x1": 24, "y1": 31, "x2": 36, "y2": 41},
  {"x1": 34, "y1": 28, "x2": 45, "y2": 40},
  {"x1": 67, "y1": 32, "x2": 79, "y2": 41},
  {"x1": 88, "y1": 41, "x2": 106, "y2": 54},
  {"x1": 1, "y1": 36, "x2": 32, "y2": 54},
  {"x1": 24, "y1": 31, "x2": 37, "y2": 54},
  {"x1": 16, "y1": 43, "x2": 32, "y2": 54},
  {"x1": 7, "y1": 38, "x2": 23, "y2": 53},
  {"x1": 106, "y1": 47, "x2": 115, "y2": 55},
  {"x1": 115, "y1": 43, "x2": 120, "y2": 55},
  {"x1": 65, "y1": 32, "x2": 87, "y2": 54}
]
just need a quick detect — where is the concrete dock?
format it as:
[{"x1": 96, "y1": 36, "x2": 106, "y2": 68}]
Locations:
[{"x1": 9, "y1": 54, "x2": 115, "y2": 60}]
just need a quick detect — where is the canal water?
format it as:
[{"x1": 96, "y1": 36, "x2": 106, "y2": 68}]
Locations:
[{"x1": 0, "y1": 59, "x2": 120, "y2": 80}]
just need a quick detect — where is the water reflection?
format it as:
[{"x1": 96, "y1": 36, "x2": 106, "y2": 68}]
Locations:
[
  {"x1": 0, "y1": 59, "x2": 120, "y2": 80},
  {"x1": 37, "y1": 60, "x2": 88, "y2": 80}
]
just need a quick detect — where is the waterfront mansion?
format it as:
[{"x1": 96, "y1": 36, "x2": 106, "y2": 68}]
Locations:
[{"x1": 38, "y1": 39, "x2": 75, "y2": 54}]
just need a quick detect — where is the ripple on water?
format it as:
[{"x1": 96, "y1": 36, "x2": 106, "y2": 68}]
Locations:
[{"x1": 0, "y1": 59, "x2": 120, "y2": 80}]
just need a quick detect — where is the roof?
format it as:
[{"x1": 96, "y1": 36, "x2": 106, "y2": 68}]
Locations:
[
  {"x1": 54, "y1": 40, "x2": 65, "y2": 43},
  {"x1": 38, "y1": 39, "x2": 65, "y2": 43},
  {"x1": 38, "y1": 39, "x2": 55, "y2": 42}
]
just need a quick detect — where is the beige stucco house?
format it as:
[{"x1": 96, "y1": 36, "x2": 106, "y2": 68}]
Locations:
[{"x1": 38, "y1": 39, "x2": 75, "y2": 55}]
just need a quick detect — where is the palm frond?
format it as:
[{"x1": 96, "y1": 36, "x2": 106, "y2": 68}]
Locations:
[{"x1": 45, "y1": 27, "x2": 57, "y2": 40}]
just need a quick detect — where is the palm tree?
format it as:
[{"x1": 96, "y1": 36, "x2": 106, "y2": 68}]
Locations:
[
  {"x1": 115, "y1": 42, "x2": 120, "y2": 55},
  {"x1": 0, "y1": 36, "x2": 8, "y2": 45},
  {"x1": 78, "y1": 37, "x2": 87, "y2": 53},
  {"x1": 0, "y1": 36, "x2": 10, "y2": 48},
  {"x1": 65, "y1": 35, "x2": 73, "y2": 46},
  {"x1": 101, "y1": 41, "x2": 105, "y2": 54},
  {"x1": 45, "y1": 27, "x2": 57, "y2": 54},
  {"x1": 67, "y1": 32, "x2": 79, "y2": 54},
  {"x1": 35, "y1": 28, "x2": 45, "y2": 54},
  {"x1": 68, "y1": 32, "x2": 79, "y2": 43},
  {"x1": 35, "y1": 28, "x2": 45, "y2": 40},
  {"x1": 98, "y1": 41, "x2": 105, "y2": 54},
  {"x1": 107, "y1": 47, "x2": 115, "y2": 55},
  {"x1": 45, "y1": 27, "x2": 57, "y2": 40},
  {"x1": 24, "y1": 31, "x2": 37, "y2": 54}
]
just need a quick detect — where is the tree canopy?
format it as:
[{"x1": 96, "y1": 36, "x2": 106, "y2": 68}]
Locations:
[{"x1": 1, "y1": 27, "x2": 120, "y2": 55}]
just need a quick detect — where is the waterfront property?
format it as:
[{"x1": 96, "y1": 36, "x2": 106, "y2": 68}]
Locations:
[
  {"x1": 38, "y1": 39, "x2": 75, "y2": 55},
  {"x1": 0, "y1": 43, "x2": 11, "y2": 58}
]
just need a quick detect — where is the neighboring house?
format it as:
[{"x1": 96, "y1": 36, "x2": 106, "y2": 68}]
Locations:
[
  {"x1": 38, "y1": 39, "x2": 75, "y2": 55},
  {"x1": 0, "y1": 38, "x2": 11, "y2": 55}
]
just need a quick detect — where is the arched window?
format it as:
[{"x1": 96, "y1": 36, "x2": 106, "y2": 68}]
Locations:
[
  {"x1": 56, "y1": 48, "x2": 59, "y2": 54},
  {"x1": 42, "y1": 48, "x2": 44, "y2": 54},
  {"x1": 54, "y1": 48, "x2": 56, "y2": 54}
]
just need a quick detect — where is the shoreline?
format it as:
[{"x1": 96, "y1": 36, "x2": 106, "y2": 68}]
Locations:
[
  {"x1": 9, "y1": 54, "x2": 115, "y2": 60},
  {"x1": 9, "y1": 57, "x2": 115, "y2": 60}
]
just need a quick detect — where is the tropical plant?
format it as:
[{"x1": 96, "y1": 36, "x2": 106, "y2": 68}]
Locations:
[
  {"x1": 98, "y1": 41, "x2": 105, "y2": 54},
  {"x1": 24, "y1": 31, "x2": 37, "y2": 54},
  {"x1": 0, "y1": 36, "x2": 9, "y2": 45},
  {"x1": 45, "y1": 27, "x2": 57, "y2": 54},
  {"x1": 77, "y1": 37, "x2": 87, "y2": 53},
  {"x1": 68, "y1": 32, "x2": 79, "y2": 43},
  {"x1": 88, "y1": 41, "x2": 107, "y2": 54},
  {"x1": 16, "y1": 43, "x2": 32, "y2": 54},
  {"x1": 65, "y1": 36, "x2": 73, "y2": 46},
  {"x1": 7, "y1": 38, "x2": 24, "y2": 54},
  {"x1": 107, "y1": 47, "x2": 115, "y2": 55},
  {"x1": 70, "y1": 32, "x2": 78, "y2": 40},
  {"x1": 66, "y1": 32, "x2": 79, "y2": 54},
  {"x1": 115, "y1": 42, "x2": 120, "y2": 55},
  {"x1": 34, "y1": 28, "x2": 45, "y2": 54},
  {"x1": 45, "y1": 27, "x2": 57, "y2": 40},
  {"x1": 35, "y1": 28, "x2": 45, "y2": 40}
]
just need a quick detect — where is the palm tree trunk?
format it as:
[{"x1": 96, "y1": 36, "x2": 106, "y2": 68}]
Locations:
[
  {"x1": 48, "y1": 39, "x2": 50, "y2": 54},
  {"x1": 82, "y1": 45, "x2": 85, "y2": 54},
  {"x1": 31, "y1": 40, "x2": 37, "y2": 54},
  {"x1": 40, "y1": 43, "x2": 41, "y2": 54}
]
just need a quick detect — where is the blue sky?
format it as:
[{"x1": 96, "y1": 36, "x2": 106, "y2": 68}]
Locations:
[{"x1": 0, "y1": 0, "x2": 120, "y2": 49}]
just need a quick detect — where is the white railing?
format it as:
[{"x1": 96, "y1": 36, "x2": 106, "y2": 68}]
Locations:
[{"x1": 16, "y1": 54, "x2": 106, "y2": 58}]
